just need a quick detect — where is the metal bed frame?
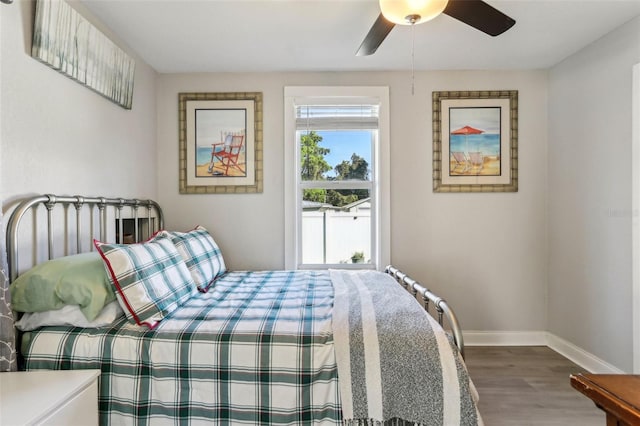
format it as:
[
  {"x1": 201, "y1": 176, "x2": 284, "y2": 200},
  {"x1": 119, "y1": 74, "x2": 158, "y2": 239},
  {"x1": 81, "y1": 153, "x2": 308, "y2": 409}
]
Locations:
[
  {"x1": 385, "y1": 265, "x2": 465, "y2": 358},
  {"x1": 6, "y1": 193, "x2": 464, "y2": 356},
  {"x1": 6, "y1": 194, "x2": 163, "y2": 282}
]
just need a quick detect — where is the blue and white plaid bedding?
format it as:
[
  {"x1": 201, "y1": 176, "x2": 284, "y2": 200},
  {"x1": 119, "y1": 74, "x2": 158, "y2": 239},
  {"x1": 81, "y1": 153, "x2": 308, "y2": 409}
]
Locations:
[
  {"x1": 20, "y1": 270, "x2": 480, "y2": 425},
  {"x1": 22, "y1": 270, "x2": 340, "y2": 425}
]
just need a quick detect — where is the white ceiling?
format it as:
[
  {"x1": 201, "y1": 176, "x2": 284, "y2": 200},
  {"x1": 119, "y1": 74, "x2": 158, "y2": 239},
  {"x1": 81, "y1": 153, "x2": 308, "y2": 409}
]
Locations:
[{"x1": 80, "y1": 0, "x2": 640, "y2": 74}]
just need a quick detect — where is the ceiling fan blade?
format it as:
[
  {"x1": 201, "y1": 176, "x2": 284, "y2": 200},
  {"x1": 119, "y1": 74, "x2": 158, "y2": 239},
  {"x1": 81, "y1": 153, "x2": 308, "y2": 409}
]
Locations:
[
  {"x1": 356, "y1": 13, "x2": 396, "y2": 56},
  {"x1": 443, "y1": 0, "x2": 515, "y2": 36}
]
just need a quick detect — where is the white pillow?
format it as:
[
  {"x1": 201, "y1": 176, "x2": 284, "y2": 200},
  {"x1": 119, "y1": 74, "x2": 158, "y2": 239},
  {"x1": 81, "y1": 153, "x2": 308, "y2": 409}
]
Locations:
[{"x1": 15, "y1": 301, "x2": 124, "y2": 331}]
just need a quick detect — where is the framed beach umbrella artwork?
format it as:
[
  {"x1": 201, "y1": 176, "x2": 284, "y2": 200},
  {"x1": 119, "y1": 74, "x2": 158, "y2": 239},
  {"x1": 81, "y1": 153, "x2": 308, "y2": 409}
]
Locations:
[{"x1": 432, "y1": 90, "x2": 518, "y2": 192}]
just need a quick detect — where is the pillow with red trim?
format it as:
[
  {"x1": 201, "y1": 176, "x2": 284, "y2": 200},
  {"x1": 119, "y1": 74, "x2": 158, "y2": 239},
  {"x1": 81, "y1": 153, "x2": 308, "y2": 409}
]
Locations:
[
  {"x1": 168, "y1": 225, "x2": 226, "y2": 292},
  {"x1": 94, "y1": 231, "x2": 197, "y2": 329}
]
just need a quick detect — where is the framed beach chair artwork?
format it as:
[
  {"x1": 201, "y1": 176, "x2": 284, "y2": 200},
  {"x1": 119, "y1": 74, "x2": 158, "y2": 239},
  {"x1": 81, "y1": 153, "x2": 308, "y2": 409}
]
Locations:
[{"x1": 178, "y1": 92, "x2": 263, "y2": 194}]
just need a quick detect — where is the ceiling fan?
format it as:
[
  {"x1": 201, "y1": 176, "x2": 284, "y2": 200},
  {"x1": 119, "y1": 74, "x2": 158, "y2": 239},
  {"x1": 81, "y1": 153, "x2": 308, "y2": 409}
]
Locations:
[{"x1": 357, "y1": 0, "x2": 516, "y2": 56}]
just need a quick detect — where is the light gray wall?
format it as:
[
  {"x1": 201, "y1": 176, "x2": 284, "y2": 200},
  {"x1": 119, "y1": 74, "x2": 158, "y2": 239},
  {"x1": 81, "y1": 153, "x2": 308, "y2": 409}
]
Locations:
[
  {"x1": 157, "y1": 70, "x2": 548, "y2": 332},
  {"x1": 548, "y1": 16, "x2": 640, "y2": 372},
  {"x1": 0, "y1": 0, "x2": 158, "y2": 205}
]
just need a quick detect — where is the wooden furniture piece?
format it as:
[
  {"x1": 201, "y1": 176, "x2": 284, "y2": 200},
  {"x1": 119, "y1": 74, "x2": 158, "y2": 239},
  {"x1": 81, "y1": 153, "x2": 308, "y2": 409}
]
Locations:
[
  {"x1": 0, "y1": 369, "x2": 100, "y2": 425},
  {"x1": 570, "y1": 373, "x2": 640, "y2": 426}
]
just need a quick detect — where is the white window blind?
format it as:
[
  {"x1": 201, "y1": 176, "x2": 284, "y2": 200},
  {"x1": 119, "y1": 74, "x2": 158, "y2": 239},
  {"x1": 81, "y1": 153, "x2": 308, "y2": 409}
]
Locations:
[{"x1": 295, "y1": 105, "x2": 379, "y2": 130}]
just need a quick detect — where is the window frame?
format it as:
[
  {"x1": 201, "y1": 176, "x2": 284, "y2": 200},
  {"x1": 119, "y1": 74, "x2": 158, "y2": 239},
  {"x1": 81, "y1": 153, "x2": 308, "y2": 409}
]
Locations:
[{"x1": 284, "y1": 86, "x2": 390, "y2": 270}]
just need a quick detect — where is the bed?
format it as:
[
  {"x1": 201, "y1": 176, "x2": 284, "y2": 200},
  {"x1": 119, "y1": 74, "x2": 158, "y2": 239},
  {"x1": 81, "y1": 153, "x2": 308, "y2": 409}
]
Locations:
[{"x1": 7, "y1": 194, "x2": 482, "y2": 425}]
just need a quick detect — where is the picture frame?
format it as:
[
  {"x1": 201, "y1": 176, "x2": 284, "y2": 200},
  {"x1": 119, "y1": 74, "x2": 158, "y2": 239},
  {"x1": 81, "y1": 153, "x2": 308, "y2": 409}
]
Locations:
[
  {"x1": 178, "y1": 92, "x2": 263, "y2": 194},
  {"x1": 432, "y1": 90, "x2": 518, "y2": 193},
  {"x1": 31, "y1": 0, "x2": 135, "y2": 109}
]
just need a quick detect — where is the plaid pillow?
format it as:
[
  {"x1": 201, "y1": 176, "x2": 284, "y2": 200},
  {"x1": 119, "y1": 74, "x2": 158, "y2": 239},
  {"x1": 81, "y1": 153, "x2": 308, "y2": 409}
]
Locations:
[
  {"x1": 94, "y1": 232, "x2": 197, "y2": 329},
  {"x1": 168, "y1": 225, "x2": 226, "y2": 292}
]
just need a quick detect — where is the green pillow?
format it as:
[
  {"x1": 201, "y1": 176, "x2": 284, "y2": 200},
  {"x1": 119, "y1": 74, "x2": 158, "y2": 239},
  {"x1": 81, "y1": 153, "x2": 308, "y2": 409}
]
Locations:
[{"x1": 10, "y1": 252, "x2": 116, "y2": 321}]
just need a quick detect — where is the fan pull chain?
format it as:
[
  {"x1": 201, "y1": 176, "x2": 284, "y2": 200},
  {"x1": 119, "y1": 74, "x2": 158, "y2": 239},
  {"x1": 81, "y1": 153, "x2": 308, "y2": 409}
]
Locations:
[{"x1": 411, "y1": 23, "x2": 415, "y2": 96}]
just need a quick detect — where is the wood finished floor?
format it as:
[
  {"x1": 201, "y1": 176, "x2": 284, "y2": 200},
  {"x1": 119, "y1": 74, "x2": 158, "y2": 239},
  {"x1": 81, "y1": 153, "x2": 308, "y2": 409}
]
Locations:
[{"x1": 464, "y1": 346, "x2": 606, "y2": 426}]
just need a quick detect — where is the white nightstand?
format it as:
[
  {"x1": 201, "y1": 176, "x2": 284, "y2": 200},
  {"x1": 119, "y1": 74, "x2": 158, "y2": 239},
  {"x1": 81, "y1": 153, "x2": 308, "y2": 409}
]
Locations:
[{"x1": 0, "y1": 369, "x2": 100, "y2": 425}]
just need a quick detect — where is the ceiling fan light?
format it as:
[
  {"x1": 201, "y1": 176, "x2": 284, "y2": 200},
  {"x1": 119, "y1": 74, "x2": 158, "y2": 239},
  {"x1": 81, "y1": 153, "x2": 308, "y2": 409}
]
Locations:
[{"x1": 379, "y1": 0, "x2": 449, "y2": 25}]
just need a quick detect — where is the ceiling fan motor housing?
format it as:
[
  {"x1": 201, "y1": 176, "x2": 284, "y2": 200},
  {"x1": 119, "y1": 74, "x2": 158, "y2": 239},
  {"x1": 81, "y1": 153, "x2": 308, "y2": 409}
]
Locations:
[{"x1": 379, "y1": 0, "x2": 450, "y2": 25}]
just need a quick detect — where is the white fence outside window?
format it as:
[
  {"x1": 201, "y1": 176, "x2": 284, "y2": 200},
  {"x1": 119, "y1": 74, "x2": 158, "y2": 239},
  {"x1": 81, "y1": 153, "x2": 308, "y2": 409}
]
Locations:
[{"x1": 301, "y1": 210, "x2": 371, "y2": 264}]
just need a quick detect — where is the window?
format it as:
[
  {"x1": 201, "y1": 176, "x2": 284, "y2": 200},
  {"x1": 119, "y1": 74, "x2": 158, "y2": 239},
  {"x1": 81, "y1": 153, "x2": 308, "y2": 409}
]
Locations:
[{"x1": 284, "y1": 87, "x2": 390, "y2": 270}]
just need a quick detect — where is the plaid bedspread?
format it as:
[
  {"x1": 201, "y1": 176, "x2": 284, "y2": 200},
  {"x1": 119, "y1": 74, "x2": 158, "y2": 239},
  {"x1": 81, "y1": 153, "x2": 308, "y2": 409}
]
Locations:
[
  {"x1": 21, "y1": 270, "x2": 480, "y2": 425},
  {"x1": 22, "y1": 270, "x2": 341, "y2": 425}
]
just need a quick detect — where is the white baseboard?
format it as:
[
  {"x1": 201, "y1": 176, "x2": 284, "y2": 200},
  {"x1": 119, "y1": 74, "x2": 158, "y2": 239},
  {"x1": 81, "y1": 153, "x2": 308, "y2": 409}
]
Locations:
[
  {"x1": 545, "y1": 333, "x2": 624, "y2": 374},
  {"x1": 463, "y1": 330, "x2": 624, "y2": 374},
  {"x1": 464, "y1": 330, "x2": 548, "y2": 346}
]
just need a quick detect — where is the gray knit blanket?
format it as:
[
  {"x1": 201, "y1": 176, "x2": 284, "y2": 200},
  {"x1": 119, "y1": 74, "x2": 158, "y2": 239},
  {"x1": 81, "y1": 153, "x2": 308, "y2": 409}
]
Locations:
[{"x1": 330, "y1": 270, "x2": 481, "y2": 426}]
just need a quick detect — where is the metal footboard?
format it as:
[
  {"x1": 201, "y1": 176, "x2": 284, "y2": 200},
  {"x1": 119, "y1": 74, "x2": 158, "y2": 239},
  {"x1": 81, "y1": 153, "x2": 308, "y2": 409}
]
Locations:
[
  {"x1": 6, "y1": 194, "x2": 164, "y2": 282},
  {"x1": 384, "y1": 265, "x2": 465, "y2": 358}
]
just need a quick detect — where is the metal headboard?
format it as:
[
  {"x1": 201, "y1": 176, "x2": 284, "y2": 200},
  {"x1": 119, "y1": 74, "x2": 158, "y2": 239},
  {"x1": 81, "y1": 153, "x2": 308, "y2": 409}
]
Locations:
[
  {"x1": 384, "y1": 265, "x2": 465, "y2": 358},
  {"x1": 6, "y1": 194, "x2": 164, "y2": 282}
]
